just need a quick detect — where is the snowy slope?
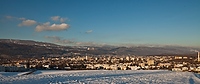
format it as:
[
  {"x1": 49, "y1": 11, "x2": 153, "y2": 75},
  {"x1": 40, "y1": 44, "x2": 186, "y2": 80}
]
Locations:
[{"x1": 0, "y1": 70, "x2": 200, "y2": 84}]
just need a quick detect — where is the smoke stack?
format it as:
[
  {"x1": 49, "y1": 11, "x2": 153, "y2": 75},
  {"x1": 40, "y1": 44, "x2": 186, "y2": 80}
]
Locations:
[{"x1": 198, "y1": 52, "x2": 200, "y2": 62}]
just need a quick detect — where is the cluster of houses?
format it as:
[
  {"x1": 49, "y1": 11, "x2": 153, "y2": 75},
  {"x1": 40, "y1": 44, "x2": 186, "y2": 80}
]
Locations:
[
  {"x1": 85, "y1": 63, "x2": 140, "y2": 70},
  {"x1": 0, "y1": 64, "x2": 28, "y2": 72},
  {"x1": 1, "y1": 55, "x2": 200, "y2": 73},
  {"x1": 171, "y1": 63, "x2": 200, "y2": 72}
]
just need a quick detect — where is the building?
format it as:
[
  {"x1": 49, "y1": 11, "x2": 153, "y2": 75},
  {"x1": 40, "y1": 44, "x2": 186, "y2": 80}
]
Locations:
[
  {"x1": 147, "y1": 60, "x2": 154, "y2": 66},
  {"x1": 198, "y1": 51, "x2": 200, "y2": 62},
  {"x1": 172, "y1": 68, "x2": 182, "y2": 71}
]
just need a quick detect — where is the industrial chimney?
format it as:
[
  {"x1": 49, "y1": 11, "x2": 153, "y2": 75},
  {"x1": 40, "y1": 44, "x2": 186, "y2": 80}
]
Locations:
[{"x1": 198, "y1": 51, "x2": 200, "y2": 62}]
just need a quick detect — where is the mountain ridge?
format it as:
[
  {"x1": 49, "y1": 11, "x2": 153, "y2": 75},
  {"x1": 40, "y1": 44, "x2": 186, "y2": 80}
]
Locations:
[{"x1": 0, "y1": 39, "x2": 199, "y2": 59}]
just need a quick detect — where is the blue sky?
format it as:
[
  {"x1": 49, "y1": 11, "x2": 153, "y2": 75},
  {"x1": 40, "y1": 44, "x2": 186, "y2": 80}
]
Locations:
[{"x1": 0, "y1": 0, "x2": 200, "y2": 47}]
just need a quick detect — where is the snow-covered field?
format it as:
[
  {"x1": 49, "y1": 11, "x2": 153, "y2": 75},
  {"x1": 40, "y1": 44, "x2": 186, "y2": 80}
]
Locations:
[{"x1": 0, "y1": 70, "x2": 200, "y2": 84}]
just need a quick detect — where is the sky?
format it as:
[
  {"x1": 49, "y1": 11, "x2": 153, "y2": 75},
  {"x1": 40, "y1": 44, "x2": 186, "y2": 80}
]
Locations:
[{"x1": 0, "y1": 0, "x2": 200, "y2": 47}]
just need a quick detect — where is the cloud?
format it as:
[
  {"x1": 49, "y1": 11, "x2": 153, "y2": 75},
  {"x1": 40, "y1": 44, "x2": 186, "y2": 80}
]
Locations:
[
  {"x1": 85, "y1": 30, "x2": 93, "y2": 34},
  {"x1": 60, "y1": 18, "x2": 67, "y2": 23},
  {"x1": 5, "y1": 15, "x2": 14, "y2": 19},
  {"x1": 5, "y1": 15, "x2": 26, "y2": 21},
  {"x1": 51, "y1": 16, "x2": 67, "y2": 23},
  {"x1": 19, "y1": 18, "x2": 26, "y2": 20},
  {"x1": 45, "y1": 36, "x2": 106, "y2": 46},
  {"x1": 190, "y1": 49, "x2": 199, "y2": 52},
  {"x1": 5, "y1": 15, "x2": 70, "y2": 32},
  {"x1": 51, "y1": 16, "x2": 60, "y2": 21},
  {"x1": 75, "y1": 42, "x2": 103, "y2": 46},
  {"x1": 5, "y1": 15, "x2": 36, "y2": 27},
  {"x1": 18, "y1": 19, "x2": 37, "y2": 26},
  {"x1": 76, "y1": 41, "x2": 106, "y2": 46},
  {"x1": 5, "y1": 15, "x2": 21, "y2": 21},
  {"x1": 35, "y1": 22, "x2": 69, "y2": 32},
  {"x1": 45, "y1": 36, "x2": 75, "y2": 44}
]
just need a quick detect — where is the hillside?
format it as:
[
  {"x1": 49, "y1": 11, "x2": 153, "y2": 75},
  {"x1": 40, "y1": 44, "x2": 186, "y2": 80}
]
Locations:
[{"x1": 0, "y1": 39, "x2": 199, "y2": 59}]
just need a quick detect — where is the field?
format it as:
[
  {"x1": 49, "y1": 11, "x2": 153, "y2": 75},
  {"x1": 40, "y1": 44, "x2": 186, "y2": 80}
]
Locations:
[{"x1": 1, "y1": 70, "x2": 200, "y2": 84}]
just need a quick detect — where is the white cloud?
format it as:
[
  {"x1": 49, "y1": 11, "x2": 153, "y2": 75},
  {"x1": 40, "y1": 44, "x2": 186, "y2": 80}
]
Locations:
[
  {"x1": 5, "y1": 15, "x2": 13, "y2": 19},
  {"x1": 75, "y1": 41, "x2": 106, "y2": 46},
  {"x1": 85, "y1": 30, "x2": 93, "y2": 33},
  {"x1": 60, "y1": 18, "x2": 66, "y2": 23},
  {"x1": 19, "y1": 18, "x2": 26, "y2": 20},
  {"x1": 51, "y1": 16, "x2": 60, "y2": 21},
  {"x1": 18, "y1": 19, "x2": 37, "y2": 26},
  {"x1": 5, "y1": 15, "x2": 26, "y2": 21},
  {"x1": 35, "y1": 22, "x2": 69, "y2": 32},
  {"x1": 5, "y1": 15, "x2": 70, "y2": 32},
  {"x1": 51, "y1": 16, "x2": 67, "y2": 23}
]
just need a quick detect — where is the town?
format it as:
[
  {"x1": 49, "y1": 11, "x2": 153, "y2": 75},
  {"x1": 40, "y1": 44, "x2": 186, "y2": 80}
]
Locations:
[{"x1": 1, "y1": 51, "x2": 200, "y2": 73}]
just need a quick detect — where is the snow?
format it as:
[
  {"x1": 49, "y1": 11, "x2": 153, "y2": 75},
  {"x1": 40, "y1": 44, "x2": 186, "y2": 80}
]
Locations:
[{"x1": 0, "y1": 70, "x2": 200, "y2": 84}]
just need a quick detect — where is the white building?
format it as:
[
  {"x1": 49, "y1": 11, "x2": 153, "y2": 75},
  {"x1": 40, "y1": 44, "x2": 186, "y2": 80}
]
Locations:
[
  {"x1": 129, "y1": 66, "x2": 140, "y2": 70},
  {"x1": 172, "y1": 68, "x2": 182, "y2": 71}
]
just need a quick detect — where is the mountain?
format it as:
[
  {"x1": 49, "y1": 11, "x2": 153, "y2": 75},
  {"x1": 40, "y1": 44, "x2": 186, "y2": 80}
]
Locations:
[
  {"x1": 0, "y1": 39, "x2": 199, "y2": 59},
  {"x1": 0, "y1": 39, "x2": 66, "y2": 59}
]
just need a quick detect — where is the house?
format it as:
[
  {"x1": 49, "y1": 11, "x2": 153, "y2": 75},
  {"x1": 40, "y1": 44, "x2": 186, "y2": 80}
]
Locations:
[
  {"x1": 117, "y1": 64, "x2": 126, "y2": 70},
  {"x1": 189, "y1": 67, "x2": 196, "y2": 71},
  {"x1": 129, "y1": 66, "x2": 140, "y2": 70},
  {"x1": 102, "y1": 64, "x2": 110, "y2": 70},
  {"x1": 147, "y1": 60, "x2": 154, "y2": 66},
  {"x1": 175, "y1": 56, "x2": 182, "y2": 59},
  {"x1": 64, "y1": 67, "x2": 71, "y2": 70},
  {"x1": 172, "y1": 68, "x2": 182, "y2": 71},
  {"x1": 109, "y1": 64, "x2": 118, "y2": 70},
  {"x1": 174, "y1": 64, "x2": 183, "y2": 68},
  {"x1": 158, "y1": 63, "x2": 171, "y2": 68},
  {"x1": 30, "y1": 64, "x2": 36, "y2": 68},
  {"x1": 139, "y1": 63, "x2": 145, "y2": 68},
  {"x1": 42, "y1": 65, "x2": 50, "y2": 69},
  {"x1": 195, "y1": 67, "x2": 200, "y2": 72},
  {"x1": 182, "y1": 67, "x2": 189, "y2": 71},
  {"x1": 86, "y1": 64, "x2": 95, "y2": 69}
]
